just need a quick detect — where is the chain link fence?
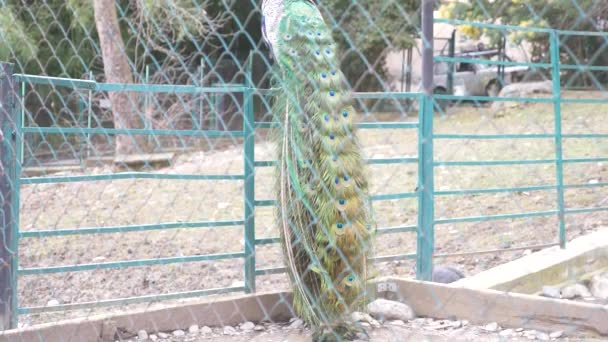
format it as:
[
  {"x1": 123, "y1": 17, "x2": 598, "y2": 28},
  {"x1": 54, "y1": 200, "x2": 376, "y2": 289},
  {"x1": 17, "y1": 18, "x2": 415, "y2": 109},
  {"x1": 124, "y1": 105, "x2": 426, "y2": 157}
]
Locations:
[{"x1": 0, "y1": 0, "x2": 607, "y2": 341}]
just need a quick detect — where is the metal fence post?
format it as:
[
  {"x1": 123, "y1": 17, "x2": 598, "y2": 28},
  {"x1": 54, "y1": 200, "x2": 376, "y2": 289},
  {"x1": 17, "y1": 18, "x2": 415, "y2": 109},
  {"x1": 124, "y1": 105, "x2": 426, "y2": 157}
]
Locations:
[
  {"x1": 0, "y1": 62, "x2": 18, "y2": 330},
  {"x1": 243, "y1": 52, "x2": 256, "y2": 293},
  {"x1": 550, "y1": 31, "x2": 566, "y2": 248},
  {"x1": 447, "y1": 29, "x2": 455, "y2": 95},
  {"x1": 417, "y1": 0, "x2": 435, "y2": 281}
]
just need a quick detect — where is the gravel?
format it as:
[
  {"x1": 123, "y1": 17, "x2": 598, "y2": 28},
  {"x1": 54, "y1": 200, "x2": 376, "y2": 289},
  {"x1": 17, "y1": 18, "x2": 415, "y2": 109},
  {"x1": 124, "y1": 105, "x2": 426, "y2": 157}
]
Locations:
[{"x1": 125, "y1": 317, "x2": 577, "y2": 342}]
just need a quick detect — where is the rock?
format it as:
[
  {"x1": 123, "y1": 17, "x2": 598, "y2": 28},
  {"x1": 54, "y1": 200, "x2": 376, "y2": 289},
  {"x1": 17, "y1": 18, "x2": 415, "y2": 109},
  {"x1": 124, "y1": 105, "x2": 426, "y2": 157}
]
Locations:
[
  {"x1": 46, "y1": 299, "x2": 60, "y2": 306},
  {"x1": 223, "y1": 326, "x2": 236, "y2": 335},
  {"x1": 541, "y1": 286, "x2": 561, "y2": 299},
  {"x1": 351, "y1": 311, "x2": 377, "y2": 325},
  {"x1": 550, "y1": 331, "x2": 564, "y2": 339},
  {"x1": 560, "y1": 283, "x2": 592, "y2": 299},
  {"x1": 367, "y1": 299, "x2": 415, "y2": 321},
  {"x1": 388, "y1": 320, "x2": 405, "y2": 326},
  {"x1": 157, "y1": 332, "x2": 169, "y2": 339},
  {"x1": 412, "y1": 318, "x2": 426, "y2": 325},
  {"x1": 432, "y1": 265, "x2": 465, "y2": 284},
  {"x1": 240, "y1": 321, "x2": 255, "y2": 331},
  {"x1": 499, "y1": 329, "x2": 514, "y2": 337},
  {"x1": 188, "y1": 325, "x2": 199, "y2": 334},
  {"x1": 200, "y1": 326, "x2": 212, "y2": 334},
  {"x1": 590, "y1": 273, "x2": 608, "y2": 299},
  {"x1": 491, "y1": 81, "x2": 552, "y2": 114},
  {"x1": 254, "y1": 325, "x2": 265, "y2": 331},
  {"x1": 535, "y1": 331, "x2": 550, "y2": 340},
  {"x1": 288, "y1": 319, "x2": 304, "y2": 329},
  {"x1": 482, "y1": 322, "x2": 499, "y2": 332},
  {"x1": 172, "y1": 330, "x2": 185, "y2": 337},
  {"x1": 137, "y1": 330, "x2": 149, "y2": 340},
  {"x1": 149, "y1": 335, "x2": 158, "y2": 341},
  {"x1": 450, "y1": 321, "x2": 462, "y2": 329}
]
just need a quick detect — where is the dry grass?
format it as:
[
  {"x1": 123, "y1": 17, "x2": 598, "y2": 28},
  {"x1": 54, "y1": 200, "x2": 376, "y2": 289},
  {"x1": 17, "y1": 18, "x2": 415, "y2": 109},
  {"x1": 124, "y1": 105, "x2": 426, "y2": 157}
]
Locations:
[{"x1": 16, "y1": 91, "x2": 608, "y2": 326}]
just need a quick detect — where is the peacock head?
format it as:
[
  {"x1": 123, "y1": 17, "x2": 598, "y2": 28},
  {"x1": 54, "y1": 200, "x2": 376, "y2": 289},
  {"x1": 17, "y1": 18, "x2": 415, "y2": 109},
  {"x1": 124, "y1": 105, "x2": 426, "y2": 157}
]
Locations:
[{"x1": 261, "y1": 0, "x2": 317, "y2": 52}]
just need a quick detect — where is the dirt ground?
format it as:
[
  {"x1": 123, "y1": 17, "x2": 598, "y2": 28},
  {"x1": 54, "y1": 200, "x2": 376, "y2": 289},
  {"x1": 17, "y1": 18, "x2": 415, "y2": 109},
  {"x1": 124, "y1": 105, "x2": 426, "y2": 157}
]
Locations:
[{"x1": 16, "y1": 91, "x2": 608, "y2": 330}]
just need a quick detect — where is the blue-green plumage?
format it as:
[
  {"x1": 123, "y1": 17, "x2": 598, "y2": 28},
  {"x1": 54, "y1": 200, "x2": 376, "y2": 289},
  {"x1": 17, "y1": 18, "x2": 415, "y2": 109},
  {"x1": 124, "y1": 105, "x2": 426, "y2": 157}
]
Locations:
[{"x1": 262, "y1": 1, "x2": 375, "y2": 340}]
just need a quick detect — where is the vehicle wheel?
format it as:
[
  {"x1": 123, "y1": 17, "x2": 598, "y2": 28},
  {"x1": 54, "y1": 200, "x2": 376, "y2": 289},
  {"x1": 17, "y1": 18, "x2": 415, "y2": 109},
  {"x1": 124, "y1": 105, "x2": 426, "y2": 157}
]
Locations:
[
  {"x1": 433, "y1": 87, "x2": 450, "y2": 113},
  {"x1": 485, "y1": 80, "x2": 502, "y2": 98}
]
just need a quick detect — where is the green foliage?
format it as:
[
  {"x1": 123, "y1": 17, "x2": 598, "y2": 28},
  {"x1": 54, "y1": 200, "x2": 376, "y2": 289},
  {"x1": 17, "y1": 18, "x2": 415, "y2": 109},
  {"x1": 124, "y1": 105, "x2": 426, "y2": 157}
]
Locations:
[
  {"x1": 1, "y1": 0, "x2": 98, "y2": 77},
  {"x1": 0, "y1": 6, "x2": 38, "y2": 63},
  {"x1": 439, "y1": 0, "x2": 608, "y2": 59},
  {"x1": 319, "y1": 0, "x2": 421, "y2": 91}
]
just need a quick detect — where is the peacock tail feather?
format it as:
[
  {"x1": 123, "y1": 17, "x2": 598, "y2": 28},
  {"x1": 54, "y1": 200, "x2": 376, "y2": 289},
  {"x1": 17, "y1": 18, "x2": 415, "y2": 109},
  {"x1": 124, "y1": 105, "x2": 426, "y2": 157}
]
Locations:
[{"x1": 268, "y1": 1, "x2": 376, "y2": 338}]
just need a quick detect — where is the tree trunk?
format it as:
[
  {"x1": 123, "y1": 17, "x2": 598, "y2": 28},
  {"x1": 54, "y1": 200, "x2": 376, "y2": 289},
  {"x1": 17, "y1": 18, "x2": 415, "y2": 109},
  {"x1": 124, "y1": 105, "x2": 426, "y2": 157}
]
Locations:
[{"x1": 93, "y1": 0, "x2": 148, "y2": 156}]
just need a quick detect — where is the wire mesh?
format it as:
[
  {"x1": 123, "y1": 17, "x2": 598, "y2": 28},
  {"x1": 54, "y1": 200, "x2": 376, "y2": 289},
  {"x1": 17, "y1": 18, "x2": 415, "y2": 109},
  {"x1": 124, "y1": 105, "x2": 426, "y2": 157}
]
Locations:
[{"x1": 0, "y1": 0, "x2": 607, "y2": 341}]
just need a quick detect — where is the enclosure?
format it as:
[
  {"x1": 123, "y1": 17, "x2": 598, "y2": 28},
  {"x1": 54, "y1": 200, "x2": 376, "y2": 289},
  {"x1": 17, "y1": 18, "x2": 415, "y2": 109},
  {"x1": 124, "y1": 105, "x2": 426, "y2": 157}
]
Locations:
[{"x1": 0, "y1": 0, "x2": 607, "y2": 341}]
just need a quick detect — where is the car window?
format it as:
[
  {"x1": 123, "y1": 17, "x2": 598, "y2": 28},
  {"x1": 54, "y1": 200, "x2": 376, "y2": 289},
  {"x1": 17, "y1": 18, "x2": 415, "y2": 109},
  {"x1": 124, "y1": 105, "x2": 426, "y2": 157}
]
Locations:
[{"x1": 458, "y1": 62, "x2": 475, "y2": 72}]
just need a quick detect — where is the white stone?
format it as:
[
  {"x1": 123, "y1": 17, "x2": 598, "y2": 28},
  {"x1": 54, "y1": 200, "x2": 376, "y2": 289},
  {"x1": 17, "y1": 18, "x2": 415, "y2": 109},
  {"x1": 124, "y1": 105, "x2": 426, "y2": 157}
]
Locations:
[
  {"x1": 351, "y1": 311, "x2": 375, "y2": 324},
  {"x1": 541, "y1": 286, "x2": 561, "y2": 299},
  {"x1": 254, "y1": 325, "x2": 265, "y2": 331},
  {"x1": 590, "y1": 273, "x2": 608, "y2": 299},
  {"x1": 240, "y1": 321, "x2": 255, "y2": 331},
  {"x1": 157, "y1": 332, "x2": 169, "y2": 339},
  {"x1": 149, "y1": 335, "x2": 158, "y2": 341},
  {"x1": 200, "y1": 326, "x2": 212, "y2": 334},
  {"x1": 483, "y1": 322, "x2": 499, "y2": 332},
  {"x1": 550, "y1": 331, "x2": 564, "y2": 339},
  {"x1": 560, "y1": 283, "x2": 592, "y2": 299},
  {"x1": 388, "y1": 320, "x2": 405, "y2": 326},
  {"x1": 172, "y1": 329, "x2": 185, "y2": 337},
  {"x1": 499, "y1": 329, "x2": 514, "y2": 336},
  {"x1": 535, "y1": 331, "x2": 550, "y2": 340},
  {"x1": 367, "y1": 299, "x2": 415, "y2": 321},
  {"x1": 46, "y1": 299, "x2": 59, "y2": 306},
  {"x1": 188, "y1": 325, "x2": 199, "y2": 334},
  {"x1": 137, "y1": 330, "x2": 149, "y2": 340},
  {"x1": 288, "y1": 319, "x2": 304, "y2": 329},
  {"x1": 223, "y1": 326, "x2": 236, "y2": 335}
]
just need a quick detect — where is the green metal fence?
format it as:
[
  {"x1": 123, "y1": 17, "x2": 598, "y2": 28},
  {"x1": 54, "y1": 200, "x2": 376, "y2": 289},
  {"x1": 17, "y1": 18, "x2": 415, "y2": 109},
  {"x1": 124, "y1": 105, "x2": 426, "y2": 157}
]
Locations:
[
  {"x1": 0, "y1": 59, "x2": 425, "y2": 329},
  {"x1": 0, "y1": 1, "x2": 607, "y2": 336}
]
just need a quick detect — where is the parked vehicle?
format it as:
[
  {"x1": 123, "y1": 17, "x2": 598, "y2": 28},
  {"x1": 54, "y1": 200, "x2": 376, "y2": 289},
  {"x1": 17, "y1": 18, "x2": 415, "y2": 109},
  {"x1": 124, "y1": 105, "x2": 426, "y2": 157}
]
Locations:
[{"x1": 432, "y1": 49, "x2": 530, "y2": 110}]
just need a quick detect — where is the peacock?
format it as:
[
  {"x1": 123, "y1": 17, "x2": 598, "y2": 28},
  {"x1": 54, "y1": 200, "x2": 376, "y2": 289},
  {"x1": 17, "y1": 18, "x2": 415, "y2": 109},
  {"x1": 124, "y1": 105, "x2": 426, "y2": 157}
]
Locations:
[{"x1": 261, "y1": 0, "x2": 375, "y2": 340}]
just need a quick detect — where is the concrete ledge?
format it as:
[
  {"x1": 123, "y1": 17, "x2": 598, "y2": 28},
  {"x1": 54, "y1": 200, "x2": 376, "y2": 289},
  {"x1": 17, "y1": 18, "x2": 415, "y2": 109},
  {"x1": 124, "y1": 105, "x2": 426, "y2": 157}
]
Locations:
[
  {"x1": 3, "y1": 277, "x2": 608, "y2": 341},
  {"x1": 377, "y1": 277, "x2": 608, "y2": 336},
  {"x1": 0, "y1": 292, "x2": 293, "y2": 342},
  {"x1": 452, "y1": 228, "x2": 608, "y2": 294}
]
